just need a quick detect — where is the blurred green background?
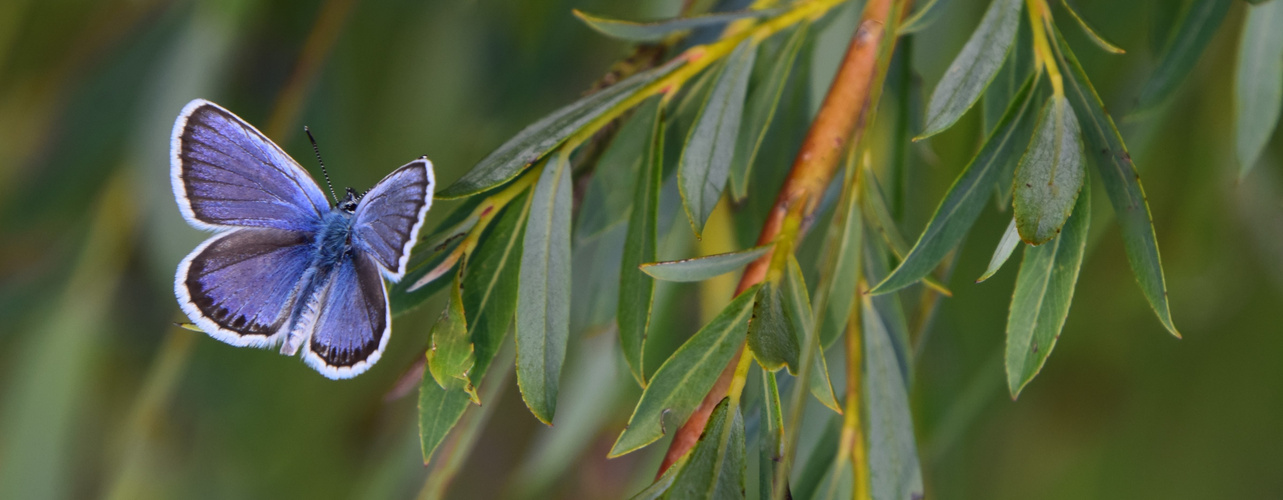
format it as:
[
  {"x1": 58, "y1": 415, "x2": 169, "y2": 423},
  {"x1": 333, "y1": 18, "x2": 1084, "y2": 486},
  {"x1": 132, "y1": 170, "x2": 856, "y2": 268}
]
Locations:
[{"x1": 0, "y1": 0, "x2": 1280, "y2": 498}]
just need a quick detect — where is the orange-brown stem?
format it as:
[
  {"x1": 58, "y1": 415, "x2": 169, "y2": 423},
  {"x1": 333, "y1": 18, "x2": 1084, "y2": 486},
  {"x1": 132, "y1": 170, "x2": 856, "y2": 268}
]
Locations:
[{"x1": 657, "y1": 0, "x2": 897, "y2": 476}]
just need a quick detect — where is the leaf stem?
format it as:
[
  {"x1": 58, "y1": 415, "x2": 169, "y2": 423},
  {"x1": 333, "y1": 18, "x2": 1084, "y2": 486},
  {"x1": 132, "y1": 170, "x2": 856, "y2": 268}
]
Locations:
[
  {"x1": 656, "y1": 0, "x2": 905, "y2": 478},
  {"x1": 1026, "y1": 0, "x2": 1064, "y2": 97}
]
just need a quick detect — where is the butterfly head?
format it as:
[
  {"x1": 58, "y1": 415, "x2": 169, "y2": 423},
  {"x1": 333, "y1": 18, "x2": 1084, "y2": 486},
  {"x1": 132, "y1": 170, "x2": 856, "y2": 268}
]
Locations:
[{"x1": 338, "y1": 187, "x2": 361, "y2": 213}]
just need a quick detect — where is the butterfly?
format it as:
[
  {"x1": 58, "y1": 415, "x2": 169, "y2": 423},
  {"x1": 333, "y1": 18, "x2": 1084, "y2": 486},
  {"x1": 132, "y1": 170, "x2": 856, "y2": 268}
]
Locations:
[{"x1": 171, "y1": 99, "x2": 434, "y2": 379}]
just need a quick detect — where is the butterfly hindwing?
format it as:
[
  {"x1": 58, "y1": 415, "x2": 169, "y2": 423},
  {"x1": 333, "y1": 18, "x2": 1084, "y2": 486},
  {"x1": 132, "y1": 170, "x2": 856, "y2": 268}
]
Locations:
[
  {"x1": 303, "y1": 251, "x2": 390, "y2": 379},
  {"x1": 176, "y1": 228, "x2": 314, "y2": 347},
  {"x1": 352, "y1": 158, "x2": 434, "y2": 279},
  {"x1": 172, "y1": 99, "x2": 330, "y2": 232}
]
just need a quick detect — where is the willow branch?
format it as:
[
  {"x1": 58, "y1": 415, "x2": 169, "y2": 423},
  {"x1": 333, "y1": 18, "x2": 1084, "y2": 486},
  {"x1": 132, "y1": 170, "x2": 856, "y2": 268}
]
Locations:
[{"x1": 656, "y1": 0, "x2": 900, "y2": 476}]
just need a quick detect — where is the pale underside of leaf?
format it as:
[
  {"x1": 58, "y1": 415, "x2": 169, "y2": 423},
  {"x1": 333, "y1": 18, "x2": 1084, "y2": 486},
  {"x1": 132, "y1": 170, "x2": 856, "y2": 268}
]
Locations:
[
  {"x1": 918, "y1": 0, "x2": 1023, "y2": 139},
  {"x1": 1234, "y1": 0, "x2": 1283, "y2": 178},
  {"x1": 976, "y1": 218, "x2": 1021, "y2": 283},
  {"x1": 640, "y1": 244, "x2": 773, "y2": 282}
]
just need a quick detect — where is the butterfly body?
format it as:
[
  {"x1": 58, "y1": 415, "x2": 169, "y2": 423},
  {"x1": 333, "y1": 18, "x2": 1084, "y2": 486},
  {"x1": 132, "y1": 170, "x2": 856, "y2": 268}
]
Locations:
[{"x1": 171, "y1": 99, "x2": 434, "y2": 379}]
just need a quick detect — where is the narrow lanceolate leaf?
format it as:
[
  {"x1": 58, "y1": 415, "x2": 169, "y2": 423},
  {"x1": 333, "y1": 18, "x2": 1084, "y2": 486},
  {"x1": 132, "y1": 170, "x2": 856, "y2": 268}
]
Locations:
[
  {"x1": 610, "y1": 286, "x2": 759, "y2": 457},
  {"x1": 1235, "y1": 0, "x2": 1283, "y2": 178},
  {"x1": 977, "y1": 218, "x2": 1021, "y2": 283},
  {"x1": 783, "y1": 256, "x2": 839, "y2": 412},
  {"x1": 1055, "y1": 28, "x2": 1179, "y2": 337},
  {"x1": 576, "y1": 94, "x2": 661, "y2": 240},
  {"x1": 1133, "y1": 0, "x2": 1233, "y2": 114},
  {"x1": 419, "y1": 192, "x2": 528, "y2": 462},
  {"x1": 897, "y1": 0, "x2": 946, "y2": 34},
  {"x1": 680, "y1": 39, "x2": 756, "y2": 236},
  {"x1": 1059, "y1": 0, "x2": 1125, "y2": 54},
  {"x1": 640, "y1": 244, "x2": 773, "y2": 282},
  {"x1": 862, "y1": 296, "x2": 924, "y2": 500},
  {"x1": 815, "y1": 166, "x2": 863, "y2": 349},
  {"x1": 1007, "y1": 185, "x2": 1090, "y2": 397},
  {"x1": 516, "y1": 155, "x2": 573, "y2": 424},
  {"x1": 618, "y1": 97, "x2": 664, "y2": 386},
  {"x1": 918, "y1": 0, "x2": 1023, "y2": 139},
  {"x1": 871, "y1": 74, "x2": 1039, "y2": 295},
  {"x1": 573, "y1": 8, "x2": 783, "y2": 43},
  {"x1": 730, "y1": 23, "x2": 809, "y2": 200},
  {"x1": 1013, "y1": 94, "x2": 1085, "y2": 245},
  {"x1": 663, "y1": 398, "x2": 746, "y2": 500},
  {"x1": 438, "y1": 59, "x2": 680, "y2": 199},
  {"x1": 757, "y1": 372, "x2": 784, "y2": 499},
  {"x1": 427, "y1": 272, "x2": 479, "y2": 404}
]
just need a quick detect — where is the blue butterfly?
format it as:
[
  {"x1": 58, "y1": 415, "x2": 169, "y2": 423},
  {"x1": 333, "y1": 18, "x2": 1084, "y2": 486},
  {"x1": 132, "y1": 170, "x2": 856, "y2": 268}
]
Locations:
[{"x1": 171, "y1": 99, "x2": 434, "y2": 379}]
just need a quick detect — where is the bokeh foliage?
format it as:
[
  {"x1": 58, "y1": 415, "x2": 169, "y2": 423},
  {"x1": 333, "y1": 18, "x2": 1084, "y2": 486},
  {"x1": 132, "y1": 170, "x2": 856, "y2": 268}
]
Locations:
[{"x1": 1, "y1": 0, "x2": 1282, "y2": 499}]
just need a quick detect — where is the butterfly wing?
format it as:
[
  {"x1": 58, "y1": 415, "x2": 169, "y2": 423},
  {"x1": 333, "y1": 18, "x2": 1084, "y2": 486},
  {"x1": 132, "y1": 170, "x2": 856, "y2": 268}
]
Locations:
[
  {"x1": 171, "y1": 99, "x2": 330, "y2": 232},
  {"x1": 302, "y1": 251, "x2": 389, "y2": 379},
  {"x1": 351, "y1": 157, "x2": 434, "y2": 280},
  {"x1": 176, "y1": 228, "x2": 315, "y2": 347}
]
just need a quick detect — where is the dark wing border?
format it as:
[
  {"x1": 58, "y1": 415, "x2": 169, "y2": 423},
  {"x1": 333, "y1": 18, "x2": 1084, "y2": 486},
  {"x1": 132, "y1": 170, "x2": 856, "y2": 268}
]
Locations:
[
  {"x1": 170, "y1": 98, "x2": 329, "y2": 231},
  {"x1": 301, "y1": 252, "x2": 391, "y2": 379},
  {"x1": 353, "y1": 157, "x2": 435, "y2": 281}
]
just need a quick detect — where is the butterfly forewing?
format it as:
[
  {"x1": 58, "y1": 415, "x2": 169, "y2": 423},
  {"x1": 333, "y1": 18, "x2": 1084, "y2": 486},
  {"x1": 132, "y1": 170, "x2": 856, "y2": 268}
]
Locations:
[
  {"x1": 176, "y1": 228, "x2": 314, "y2": 347},
  {"x1": 352, "y1": 158, "x2": 434, "y2": 279},
  {"x1": 172, "y1": 99, "x2": 330, "y2": 232},
  {"x1": 303, "y1": 252, "x2": 390, "y2": 379}
]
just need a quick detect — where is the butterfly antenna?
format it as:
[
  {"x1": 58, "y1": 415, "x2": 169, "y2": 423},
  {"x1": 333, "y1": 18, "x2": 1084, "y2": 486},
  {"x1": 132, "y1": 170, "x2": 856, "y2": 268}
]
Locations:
[{"x1": 304, "y1": 126, "x2": 339, "y2": 204}]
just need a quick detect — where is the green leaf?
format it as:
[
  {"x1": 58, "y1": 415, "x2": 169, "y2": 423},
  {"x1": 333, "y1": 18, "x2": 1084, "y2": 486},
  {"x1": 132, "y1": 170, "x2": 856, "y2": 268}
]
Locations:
[
  {"x1": 516, "y1": 154, "x2": 573, "y2": 424},
  {"x1": 610, "y1": 286, "x2": 760, "y2": 457},
  {"x1": 1235, "y1": 0, "x2": 1283, "y2": 178},
  {"x1": 783, "y1": 256, "x2": 839, "y2": 412},
  {"x1": 917, "y1": 0, "x2": 1023, "y2": 139},
  {"x1": 680, "y1": 38, "x2": 756, "y2": 236},
  {"x1": 870, "y1": 73, "x2": 1039, "y2": 295},
  {"x1": 1007, "y1": 184, "x2": 1090, "y2": 397},
  {"x1": 437, "y1": 59, "x2": 680, "y2": 199},
  {"x1": 640, "y1": 244, "x2": 773, "y2": 282},
  {"x1": 573, "y1": 7, "x2": 784, "y2": 43},
  {"x1": 860, "y1": 169, "x2": 911, "y2": 257},
  {"x1": 1013, "y1": 94, "x2": 1085, "y2": 245},
  {"x1": 862, "y1": 295, "x2": 924, "y2": 500},
  {"x1": 814, "y1": 165, "x2": 864, "y2": 349},
  {"x1": 392, "y1": 200, "x2": 483, "y2": 316},
  {"x1": 662, "y1": 398, "x2": 746, "y2": 500},
  {"x1": 897, "y1": 0, "x2": 946, "y2": 34},
  {"x1": 757, "y1": 371, "x2": 785, "y2": 500},
  {"x1": 730, "y1": 23, "x2": 810, "y2": 200},
  {"x1": 427, "y1": 271, "x2": 479, "y2": 404},
  {"x1": 983, "y1": 20, "x2": 1027, "y2": 135},
  {"x1": 1059, "y1": 0, "x2": 1125, "y2": 54},
  {"x1": 792, "y1": 416, "x2": 841, "y2": 500},
  {"x1": 746, "y1": 279, "x2": 798, "y2": 373},
  {"x1": 1054, "y1": 28, "x2": 1179, "y2": 337},
  {"x1": 419, "y1": 192, "x2": 528, "y2": 462},
  {"x1": 576, "y1": 94, "x2": 661, "y2": 241},
  {"x1": 1132, "y1": 0, "x2": 1233, "y2": 115},
  {"x1": 619, "y1": 97, "x2": 664, "y2": 386},
  {"x1": 976, "y1": 218, "x2": 1021, "y2": 283}
]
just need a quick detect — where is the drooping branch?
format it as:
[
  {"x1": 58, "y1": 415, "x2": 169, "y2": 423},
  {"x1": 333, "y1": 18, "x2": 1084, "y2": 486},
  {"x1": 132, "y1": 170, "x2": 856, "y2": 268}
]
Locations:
[{"x1": 657, "y1": 0, "x2": 900, "y2": 476}]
